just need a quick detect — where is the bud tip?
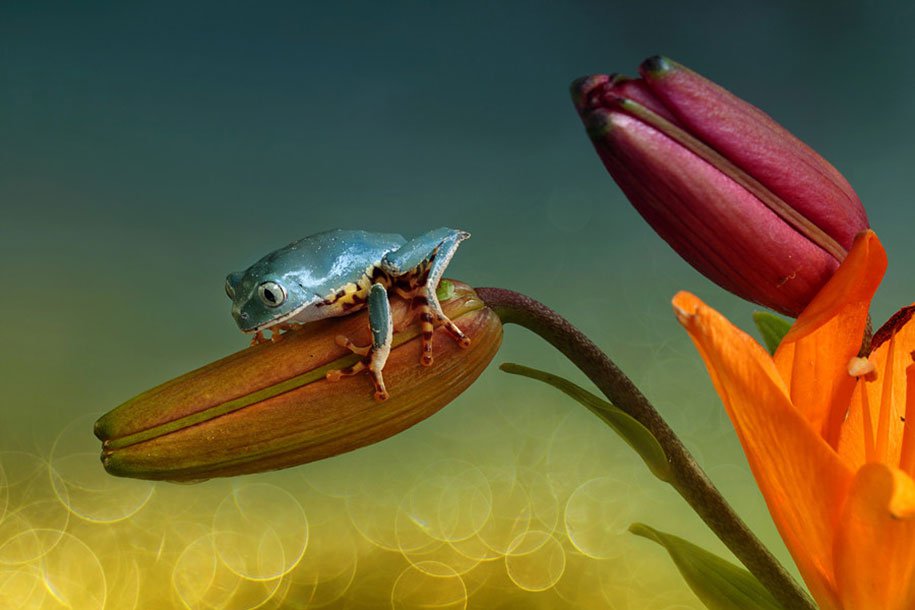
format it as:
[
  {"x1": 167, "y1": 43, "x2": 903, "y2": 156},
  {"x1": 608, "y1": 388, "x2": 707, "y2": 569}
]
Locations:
[
  {"x1": 93, "y1": 417, "x2": 107, "y2": 441},
  {"x1": 584, "y1": 108, "x2": 614, "y2": 140},
  {"x1": 640, "y1": 55, "x2": 673, "y2": 76},
  {"x1": 570, "y1": 74, "x2": 609, "y2": 111}
]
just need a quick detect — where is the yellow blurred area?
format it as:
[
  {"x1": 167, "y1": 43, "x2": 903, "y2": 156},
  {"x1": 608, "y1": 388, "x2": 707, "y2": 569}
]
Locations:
[{"x1": 0, "y1": 400, "x2": 710, "y2": 610}]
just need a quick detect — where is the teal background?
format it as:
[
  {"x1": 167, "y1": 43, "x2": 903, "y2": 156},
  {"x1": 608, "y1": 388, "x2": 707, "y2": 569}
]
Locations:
[{"x1": 3, "y1": 1, "x2": 915, "y2": 607}]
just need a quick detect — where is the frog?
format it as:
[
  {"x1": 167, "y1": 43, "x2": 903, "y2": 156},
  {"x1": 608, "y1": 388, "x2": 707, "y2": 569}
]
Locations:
[{"x1": 225, "y1": 227, "x2": 472, "y2": 401}]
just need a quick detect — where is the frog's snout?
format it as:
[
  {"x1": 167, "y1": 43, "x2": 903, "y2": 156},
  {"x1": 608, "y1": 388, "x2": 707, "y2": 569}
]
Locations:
[
  {"x1": 230, "y1": 306, "x2": 253, "y2": 331},
  {"x1": 225, "y1": 271, "x2": 244, "y2": 300}
]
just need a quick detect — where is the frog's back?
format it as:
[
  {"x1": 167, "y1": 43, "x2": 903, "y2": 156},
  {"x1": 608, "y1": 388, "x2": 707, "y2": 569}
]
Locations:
[{"x1": 258, "y1": 229, "x2": 405, "y2": 296}]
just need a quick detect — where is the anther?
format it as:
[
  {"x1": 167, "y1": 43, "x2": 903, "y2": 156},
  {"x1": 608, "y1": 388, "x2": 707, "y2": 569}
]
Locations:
[{"x1": 847, "y1": 356, "x2": 877, "y2": 380}]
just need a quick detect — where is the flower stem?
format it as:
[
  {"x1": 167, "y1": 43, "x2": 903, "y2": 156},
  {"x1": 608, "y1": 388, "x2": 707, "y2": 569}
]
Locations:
[{"x1": 477, "y1": 287, "x2": 815, "y2": 610}]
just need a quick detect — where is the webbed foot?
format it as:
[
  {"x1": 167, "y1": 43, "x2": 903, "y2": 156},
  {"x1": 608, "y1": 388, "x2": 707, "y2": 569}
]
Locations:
[{"x1": 269, "y1": 322, "x2": 303, "y2": 342}]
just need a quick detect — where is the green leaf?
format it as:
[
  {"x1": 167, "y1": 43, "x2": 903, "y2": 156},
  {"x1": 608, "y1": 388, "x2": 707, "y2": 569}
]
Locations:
[
  {"x1": 499, "y1": 363, "x2": 671, "y2": 482},
  {"x1": 630, "y1": 523, "x2": 784, "y2": 610},
  {"x1": 752, "y1": 311, "x2": 792, "y2": 355}
]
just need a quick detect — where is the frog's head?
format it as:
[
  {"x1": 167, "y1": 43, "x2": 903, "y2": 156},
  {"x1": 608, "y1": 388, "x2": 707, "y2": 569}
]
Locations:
[{"x1": 225, "y1": 264, "x2": 323, "y2": 333}]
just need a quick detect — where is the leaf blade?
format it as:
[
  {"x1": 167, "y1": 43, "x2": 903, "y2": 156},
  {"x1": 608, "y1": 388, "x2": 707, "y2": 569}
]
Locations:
[
  {"x1": 500, "y1": 362, "x2": 670, "y2": 482},
  {"x1": 630, "y1": 522, "x2": 784, "y2": 610}
]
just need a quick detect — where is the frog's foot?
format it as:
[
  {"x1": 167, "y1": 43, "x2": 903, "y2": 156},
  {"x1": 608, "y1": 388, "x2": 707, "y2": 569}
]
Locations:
[
  {"x1": 250, "y1": 330, "x2": 270, "y2": 346},
  {"x1": 268, "y1": 322, "x2": 303, "y2": 342},
  {"x1": 326, "y1": 335, "x2": 389, "y2": 401}
]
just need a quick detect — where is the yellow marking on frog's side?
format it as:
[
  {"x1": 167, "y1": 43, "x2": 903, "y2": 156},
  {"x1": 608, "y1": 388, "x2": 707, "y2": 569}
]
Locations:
[{"x1": 320, "y1": 264, "x2": 389, "y2": 314}]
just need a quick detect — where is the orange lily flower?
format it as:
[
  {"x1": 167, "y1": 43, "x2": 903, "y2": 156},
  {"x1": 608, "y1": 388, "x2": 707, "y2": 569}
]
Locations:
[{"x1": 673, "y1": 230, "x2": 915, "y2": 610}]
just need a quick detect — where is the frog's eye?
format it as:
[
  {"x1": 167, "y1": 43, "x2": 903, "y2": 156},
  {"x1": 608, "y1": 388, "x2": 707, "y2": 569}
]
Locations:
[
  {"x1": 225, "y1": 278, "x2": 235, "y2": 299},
  {"x1": 258, "y1": 281, "x2": 286, "y2": 308}
]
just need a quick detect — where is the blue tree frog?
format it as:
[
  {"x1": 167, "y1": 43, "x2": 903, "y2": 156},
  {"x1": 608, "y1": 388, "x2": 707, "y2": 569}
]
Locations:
[{"x1": 225, "y1": 228, "x2": 471, "y2": 401}]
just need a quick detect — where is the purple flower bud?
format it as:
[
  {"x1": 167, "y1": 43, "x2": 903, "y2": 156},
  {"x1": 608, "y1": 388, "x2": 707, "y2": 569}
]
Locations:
[{"x1": 572, "y1": 56, "x2": 869, "y2": 317}]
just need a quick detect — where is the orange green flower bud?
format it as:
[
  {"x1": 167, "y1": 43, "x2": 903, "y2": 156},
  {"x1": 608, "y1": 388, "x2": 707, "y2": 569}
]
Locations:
[
  {"x1": 95, "y1": 281, "x2": 502, "y2": 482},
  {"x1": 572, "y1": 55, "x2": 869, "y2": 317}
]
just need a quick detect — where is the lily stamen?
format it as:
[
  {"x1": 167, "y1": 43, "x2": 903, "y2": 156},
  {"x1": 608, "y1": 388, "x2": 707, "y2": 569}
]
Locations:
[{"x1": 848, "y1": 357, "x2": 876, "y2": 379}]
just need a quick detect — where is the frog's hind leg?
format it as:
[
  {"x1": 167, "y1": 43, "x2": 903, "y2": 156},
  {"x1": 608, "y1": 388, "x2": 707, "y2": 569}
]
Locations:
[
  {"x1": 383, "y1": 228, "x2": 472, "y2": 365},
  {"x1": 325, "y1": 283, "x2": 393, "y2": 402},
  {"x1": 403, "y1": 291, "x2": 469, "y2": 366}
]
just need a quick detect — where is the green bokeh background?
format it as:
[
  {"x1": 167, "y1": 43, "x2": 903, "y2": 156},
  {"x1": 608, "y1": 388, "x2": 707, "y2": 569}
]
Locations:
[{"x1": 3, "y1": 1, "x2": 915, "y2": 607}]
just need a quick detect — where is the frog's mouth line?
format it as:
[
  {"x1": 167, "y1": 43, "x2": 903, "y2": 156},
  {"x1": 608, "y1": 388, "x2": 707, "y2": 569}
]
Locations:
[
  {"x1": 243, "y1": 295, "x2": 325, "y2": 334},
  {"x1": 243, "y1": 263, "x2": 380, "y2": 334}
]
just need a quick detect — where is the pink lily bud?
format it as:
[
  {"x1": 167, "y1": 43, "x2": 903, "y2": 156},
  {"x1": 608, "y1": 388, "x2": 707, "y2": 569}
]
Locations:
[{"x1": 571, "y1": 56, "x2": 869, "y2": 317}]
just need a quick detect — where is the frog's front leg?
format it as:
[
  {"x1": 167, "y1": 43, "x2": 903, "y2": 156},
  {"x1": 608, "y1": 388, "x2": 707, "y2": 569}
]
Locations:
[
  {"x1": 250, "y1": 330, "x2": 270, "y2": 346},
  {"x1": 325, "y1": 283, "x2": 393, "y2": 402},
  {"x1": 268, "y1": 321, "x2": 303, "y2": 342}
]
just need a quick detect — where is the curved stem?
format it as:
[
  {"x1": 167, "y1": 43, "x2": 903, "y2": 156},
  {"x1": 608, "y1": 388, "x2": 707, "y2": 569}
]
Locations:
[{"x1": 477, "y1": 287, "x2": 815, "y2": 610}]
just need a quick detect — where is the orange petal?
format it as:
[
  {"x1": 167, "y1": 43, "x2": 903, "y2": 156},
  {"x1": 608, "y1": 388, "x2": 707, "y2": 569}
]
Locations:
[
  {"x1": 837, "y1": 311, "x2": 915, "y2": 471},
  {"x1": 838, "y1": 378, "x2": 877, "y2": 469},
  {"x1": 774, "y1": 230, "x2": 886, "y2": 445},
  {"x1": 673, "y1": 291, "x2": 852, "y2": 610},
  {"x1": 901, "y1": 359, "x2": 915, "y2": 476},
  {"x1": 834, "y1": 463, "x2": 915, "y2": 610}
]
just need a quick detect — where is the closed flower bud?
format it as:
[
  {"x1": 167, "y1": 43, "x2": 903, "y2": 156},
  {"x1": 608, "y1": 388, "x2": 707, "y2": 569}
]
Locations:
[
  {"x1": 572, "y1": 55, "x2": 869, "y2": 317},
  {"x1": 95, "y1": 281, "x2": 502, "y2": 482}
]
